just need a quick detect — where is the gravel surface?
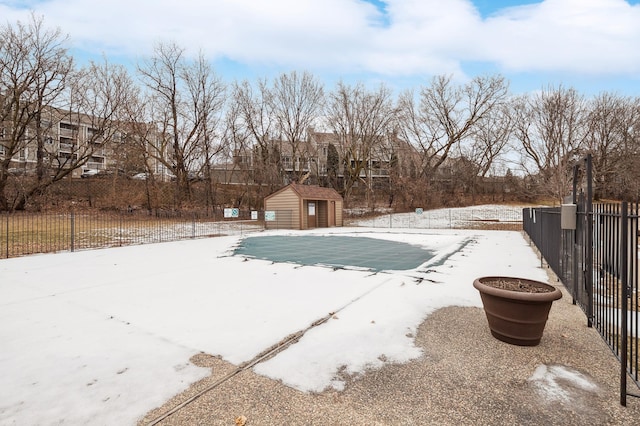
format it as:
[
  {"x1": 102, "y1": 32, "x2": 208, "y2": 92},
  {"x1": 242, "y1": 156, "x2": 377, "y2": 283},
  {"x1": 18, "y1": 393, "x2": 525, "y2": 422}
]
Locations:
[{"x1": 139, "y1": 272, "x2": 640, "y2": 426}]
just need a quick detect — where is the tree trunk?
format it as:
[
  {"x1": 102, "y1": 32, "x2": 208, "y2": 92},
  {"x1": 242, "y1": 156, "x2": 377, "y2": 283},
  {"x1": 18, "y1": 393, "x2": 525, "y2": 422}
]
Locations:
[{"x1": 0, "y1": 177, "x2": 9, "y2": 211}]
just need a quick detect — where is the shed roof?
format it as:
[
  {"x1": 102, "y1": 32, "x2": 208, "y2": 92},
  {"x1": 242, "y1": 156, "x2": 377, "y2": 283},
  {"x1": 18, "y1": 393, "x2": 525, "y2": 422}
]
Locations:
[{"x1": 265, "y1": 183, "x2": 343, "y2": 201}]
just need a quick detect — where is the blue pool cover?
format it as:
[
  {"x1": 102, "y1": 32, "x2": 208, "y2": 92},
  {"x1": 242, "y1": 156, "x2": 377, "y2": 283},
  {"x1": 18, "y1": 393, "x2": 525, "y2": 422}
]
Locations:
[{"x1": 234, "y1": 235, "x2": 435, "y2": 272}]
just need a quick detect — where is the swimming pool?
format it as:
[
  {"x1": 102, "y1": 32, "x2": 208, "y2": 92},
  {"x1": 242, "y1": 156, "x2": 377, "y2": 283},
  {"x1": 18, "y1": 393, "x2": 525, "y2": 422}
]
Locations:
[{"x1": 234, "y1": 234, "x2": 435, "y2": 272}]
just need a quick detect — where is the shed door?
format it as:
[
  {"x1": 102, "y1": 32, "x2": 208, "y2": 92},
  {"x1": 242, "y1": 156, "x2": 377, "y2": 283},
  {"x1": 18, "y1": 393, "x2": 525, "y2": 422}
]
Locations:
[
  {"x1": 308, "y1": 201, "x2": 316, "y2": 228},
  {"x1": 329, "y1": 201, "x2": 335, "y2": 226}
]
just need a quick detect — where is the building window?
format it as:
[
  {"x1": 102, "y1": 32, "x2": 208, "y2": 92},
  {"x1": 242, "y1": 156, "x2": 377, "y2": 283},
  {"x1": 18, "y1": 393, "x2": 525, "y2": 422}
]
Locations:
[
  {"x1": 59, "y1": 137, "x2": 75, "y2": 152},
  {"x1": 59, "y1": 122, "x2": 78, "y2": 139},
  {"x1": 87, "y1": 127, "x2": 103, "y2": 140},
  {"x1": 112, "y1": 131, "x2": 126, "y2": 143},
  {"x1": 60, "y1": 122, "x2": 78, "y2": 131}
]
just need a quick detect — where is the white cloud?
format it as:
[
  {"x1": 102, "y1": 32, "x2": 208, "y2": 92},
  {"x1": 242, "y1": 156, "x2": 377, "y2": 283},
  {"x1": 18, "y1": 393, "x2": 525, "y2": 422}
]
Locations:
[
  {"x1": 482, "y1": 0, "x2": 640, "y2": 73},
  {"x1": 2, "y1": 0, "x2": 639, "y2": 79}
]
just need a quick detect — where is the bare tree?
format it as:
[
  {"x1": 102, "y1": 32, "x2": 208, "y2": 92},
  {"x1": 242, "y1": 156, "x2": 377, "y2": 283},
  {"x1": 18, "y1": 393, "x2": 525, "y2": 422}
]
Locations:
[
  {"x1": 137, "y1": 42, "x2": 225, "y2": 205},
  {"x1": 453, "y1": 102, "x2": 513, "y2": 202},
  {"x1": 47, "y1": 58, "x2": 138, "y2": 209},
  {"x1": 225, "y1": 78, "x2": 282, "y2": 202},
  {"x1": 583, "y1": 92, "x2": 637, "y2": 199},
  {"x1": 116, "y1": 89, "x2": 163, "y2": 210},
  {"x1": 270, "y1": 71, "x2": 324, "y2": 182},
  {"x1": 465, "y1": 103, "x2": 513, "y2": 177},
  {"x1": 616, "y1": 99, "x2": 640, "y2": 199},
  {"x1": 182, "y1": 52, "x2": 226, "y2": 208},
  {"x1": 326, "y1": 81, "x2": 396, "y2": 207},
  {"x1": 512, "y1": 86, "x2": 587, "y2": 202},
  {"x1": 0, "y1": 14, "x2": 73, "y2": 210},
  {"x1": 396, "y1": 74, "x2": 509, "y2": 198},
  {"x1": 0, "y1": 15, "x2": 138, "y2": 210}
]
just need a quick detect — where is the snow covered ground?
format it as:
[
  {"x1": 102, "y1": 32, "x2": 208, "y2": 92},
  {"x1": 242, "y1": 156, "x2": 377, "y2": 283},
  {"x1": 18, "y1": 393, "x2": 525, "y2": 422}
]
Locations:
[
  {"x1": 348, "y1": 203, "x2": 525, "y2": 229},
  {"x1": 1, "y1": 205, "x2": 549, "y2": 425}
]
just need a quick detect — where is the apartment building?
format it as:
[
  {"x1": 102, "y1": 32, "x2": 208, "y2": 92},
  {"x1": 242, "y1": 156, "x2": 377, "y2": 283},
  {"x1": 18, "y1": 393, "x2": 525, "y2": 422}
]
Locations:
[
  {"x1": 0, "y1": 106, "x2": 181, "y2": 181},
  {"x1": 2, "y1": 107, "x2": 421, "y2": 186},
  {"x1": 227, "y1": 128, "x2": 421, "y2": 187},
  {"x1": 0, "y1": 106, "x2": 115, "y2": 178}
]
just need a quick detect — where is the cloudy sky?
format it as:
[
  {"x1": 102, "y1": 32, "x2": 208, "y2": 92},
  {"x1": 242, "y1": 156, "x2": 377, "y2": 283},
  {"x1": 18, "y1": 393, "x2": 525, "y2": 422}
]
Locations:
[{"x1": 1, "y1": 0, "x2": 639, "y2": 96}]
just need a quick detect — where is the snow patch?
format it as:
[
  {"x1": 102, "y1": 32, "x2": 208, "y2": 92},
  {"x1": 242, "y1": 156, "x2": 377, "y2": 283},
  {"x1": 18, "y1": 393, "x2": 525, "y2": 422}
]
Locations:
[{"x1": 529, "y1": 364, "x2": 599, "y2": 402}]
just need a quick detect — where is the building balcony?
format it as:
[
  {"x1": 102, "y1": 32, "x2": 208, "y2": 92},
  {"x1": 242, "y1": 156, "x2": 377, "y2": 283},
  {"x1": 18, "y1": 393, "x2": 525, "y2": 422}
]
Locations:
[
  {"x1": 357, "y1": 169, "x2": 390, "y2": 177},
  {"x1": 86, "y1": 161, "x2": 105, "y2": 170},
  {"x1": 91, "y1": 147, "x2": 106, "y2": 157},
  {"x1": 59, "y1": 142, "x2": 76, "y2": 153}
]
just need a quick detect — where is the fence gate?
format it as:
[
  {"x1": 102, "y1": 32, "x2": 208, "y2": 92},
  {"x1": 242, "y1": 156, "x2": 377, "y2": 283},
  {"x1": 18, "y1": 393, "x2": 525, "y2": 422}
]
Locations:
[
  {"x1": 570, "y1": 154, "x2": 593, "y2": 327},
  {"x1": 571, "y1": 154, "x2": 639, "y2": 406}
]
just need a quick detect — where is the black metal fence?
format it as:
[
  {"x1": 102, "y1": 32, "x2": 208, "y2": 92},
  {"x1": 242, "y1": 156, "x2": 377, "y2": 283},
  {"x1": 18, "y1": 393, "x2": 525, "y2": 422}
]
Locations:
[
  {"x1": 1, "y1": 209, "x2": 264, "y2": 259},
  {"x1": 523, "y1": 203, "x2": 640, "y2": 405}
]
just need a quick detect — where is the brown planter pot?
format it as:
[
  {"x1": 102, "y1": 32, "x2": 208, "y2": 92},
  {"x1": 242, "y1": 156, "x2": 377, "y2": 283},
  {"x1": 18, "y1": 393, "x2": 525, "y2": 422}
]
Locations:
[{"x1": 473, "y1": 276, "x2": 563, "y2": 346}]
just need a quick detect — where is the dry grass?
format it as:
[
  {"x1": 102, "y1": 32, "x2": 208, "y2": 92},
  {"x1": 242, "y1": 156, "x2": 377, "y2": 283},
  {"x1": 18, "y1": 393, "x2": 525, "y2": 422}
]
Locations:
[{"x1": 0, "y1": 212, "x2": 211, "y2": 258}]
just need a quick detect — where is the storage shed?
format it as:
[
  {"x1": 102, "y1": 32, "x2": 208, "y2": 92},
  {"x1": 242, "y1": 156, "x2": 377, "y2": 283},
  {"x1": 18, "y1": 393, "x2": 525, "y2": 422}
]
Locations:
[{"x1": 264, "y1": 183, "x2": 343, "y2": 230}]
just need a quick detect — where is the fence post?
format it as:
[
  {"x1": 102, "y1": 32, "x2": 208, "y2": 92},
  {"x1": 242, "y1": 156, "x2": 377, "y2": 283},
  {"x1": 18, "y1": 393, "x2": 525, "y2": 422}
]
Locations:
[
  {"x1": 539, "y1": 209, "x2": 544, "y2": 269},
  {"x1": 620, "y1": 201, "x2": 629, "y2": 406},
  {"x1": 119, "y1": 212, "x2": 123, "y2": 247},
  {"x1": 585, "y1": 154, "x2": 593, "y2": 328},
  {"x1": 70, "y1": 211, "x2": 75, "y2": 252},
  {"x1": 4, "y1": 211, "x2": 8, "y2": 259},
  {"x1": 572, "y1": 165, "x2": 579, "y2": 305}
]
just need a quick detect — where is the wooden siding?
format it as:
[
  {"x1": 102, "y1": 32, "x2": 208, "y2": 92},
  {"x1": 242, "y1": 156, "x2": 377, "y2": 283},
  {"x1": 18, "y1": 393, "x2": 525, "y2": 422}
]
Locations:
[
  {"x1": 265, "y1": 187, "x2": 301, "y2": 229},
  {"x1": 335, "y1": 200, "x2": 343, "y2": 226}
]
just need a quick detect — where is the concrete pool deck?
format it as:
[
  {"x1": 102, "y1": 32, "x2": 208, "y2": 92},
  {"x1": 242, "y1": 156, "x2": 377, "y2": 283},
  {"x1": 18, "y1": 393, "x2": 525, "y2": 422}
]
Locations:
[{"x1": 140, "y1": 278, "x2": 640, "y2": 425}]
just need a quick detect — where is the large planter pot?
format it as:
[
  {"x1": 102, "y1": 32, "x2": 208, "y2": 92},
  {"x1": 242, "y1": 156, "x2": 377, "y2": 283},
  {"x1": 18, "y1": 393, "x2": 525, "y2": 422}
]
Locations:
[{"x1": 473, "y1": 276, "x2": 563, "y2": 346}]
